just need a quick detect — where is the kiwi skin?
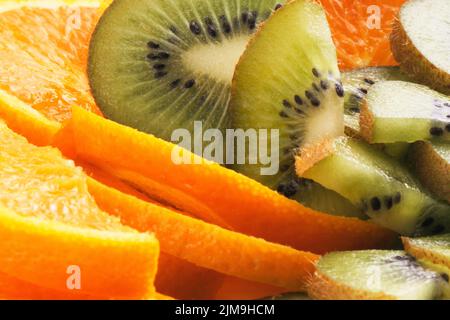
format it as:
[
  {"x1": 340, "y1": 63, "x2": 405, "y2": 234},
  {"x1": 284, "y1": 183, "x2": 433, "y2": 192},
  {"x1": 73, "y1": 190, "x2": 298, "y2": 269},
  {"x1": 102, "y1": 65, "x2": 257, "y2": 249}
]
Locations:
[
  {"x1": 391, "y1": 9, "x2": 450, "y2": 94},
  {"x1": 408, "y1": 142, "x2": 450, "y2": 203}
]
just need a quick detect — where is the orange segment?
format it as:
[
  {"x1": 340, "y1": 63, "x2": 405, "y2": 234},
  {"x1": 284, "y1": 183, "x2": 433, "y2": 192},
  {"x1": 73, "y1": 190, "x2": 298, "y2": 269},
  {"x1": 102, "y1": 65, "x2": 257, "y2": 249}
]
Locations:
[
  {"x1": 321, "y1": 0, "x2": 406, "y2": 70},
  {"x1": 88, "y1": 177, "x2": 319, "y2": 291},
  {"x1": 0, "y1": 1, "x2": 102, "y2": 122},
  {"x1": 0, "y1": 120, "x2": 159, "y2": 298},
  {"x1": 69, "y1": 107, "x2": 396, "y2": 255}
]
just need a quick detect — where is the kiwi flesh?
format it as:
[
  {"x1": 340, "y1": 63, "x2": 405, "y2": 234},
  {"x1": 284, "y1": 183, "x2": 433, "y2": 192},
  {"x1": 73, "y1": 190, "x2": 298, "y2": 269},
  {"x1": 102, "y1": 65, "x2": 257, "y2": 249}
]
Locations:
[
  {"x1": 229, "y1": 0, "x2": 351, "y2": 216},
  {"x1": 403, "y1": 235, "x2": 450, "y2": 298},
  {"x1": 89, "y1": 0, "x2": 286, "y2": 141},
  {"x1": 296, "y1": 137, "x2": 450, "y2": 236},
  {"x1": 341, "y1": 67, "x2": 410, "y2": 137},
  {"x1": 391, "y1": 0, "x2": 450, "y2": 94},
  {"x1": 360, "y1": 81, "x2": 450, "y2": 144},
  {"x1": 308, "y1": 250, "x2": 445, "y2": 300},
  {"x1": 409, "y1": 141, "x2": 450, "y2": 203}
]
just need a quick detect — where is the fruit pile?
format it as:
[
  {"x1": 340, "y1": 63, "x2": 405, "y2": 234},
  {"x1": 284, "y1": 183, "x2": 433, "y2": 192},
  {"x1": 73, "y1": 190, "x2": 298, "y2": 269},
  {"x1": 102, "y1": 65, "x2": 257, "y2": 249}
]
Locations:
[{"x1": 0, "y1": 0, "x2": 448, "y2": 300}]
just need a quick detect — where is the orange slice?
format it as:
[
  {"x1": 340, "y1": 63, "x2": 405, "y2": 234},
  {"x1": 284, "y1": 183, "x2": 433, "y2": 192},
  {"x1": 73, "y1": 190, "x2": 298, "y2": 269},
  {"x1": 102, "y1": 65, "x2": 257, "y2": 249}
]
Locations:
[
  {"x1": 0, "y1": 120, "x2": 159, "y2": 298},
  {"x1": 68, "y1": 107, "x2": 396, "y2": 255},
  {"x1": 321, "y1": 0, "x2": 406, "y2": 70},
  {"x1": 0, "y1": 0, "x2": 102, "y2": 122}
]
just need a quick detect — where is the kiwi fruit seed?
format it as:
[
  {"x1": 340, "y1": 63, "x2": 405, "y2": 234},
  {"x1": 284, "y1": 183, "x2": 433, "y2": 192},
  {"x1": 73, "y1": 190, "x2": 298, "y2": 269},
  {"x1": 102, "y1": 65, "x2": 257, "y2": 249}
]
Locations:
[
  {"x1": 229, "y1": 0, "x2": 356, "y2": 217},
  {"x1": 341, "y1": 66, "x2": 411, "y2": 137},
  {"x1": 88, "y1": 0, "x2": 286, "y2": 141},
  {"x1": 403, "y1": 235, "x2": 450, "y2": 298},
  {"x1": 308, "y1": 250, "x2": 446, "y2": 300},
  {"x1": 295, "y1": 137, "x2": 450, "y2": 236},
  {"x1": 409, "y1": 141, "x2": 450, "y2": 203},
  {"x1": 360, "y1": 81, "x2": 450, "y2": 144},
  {"x1": 391, "y1": 0, "x2": 450, "y2": 94}
]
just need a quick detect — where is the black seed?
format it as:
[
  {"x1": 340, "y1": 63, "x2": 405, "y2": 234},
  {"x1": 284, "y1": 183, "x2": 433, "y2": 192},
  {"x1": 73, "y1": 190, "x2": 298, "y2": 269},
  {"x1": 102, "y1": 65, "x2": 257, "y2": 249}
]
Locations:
[
  {"x1": 335, "y1": 82, "x2": 345, "y2": 97},
  {"x1": 158, "y1": 52, "x2": 170, "y2": 59},
  {"x1": 447, "y1": 115, "x2": 450, "y2": 119},
  {"x1": 220, "y1": 15, "x2": 232, "y2": 33},
  {"x1": 305, "y1": 91, "x2": 320, "y2": 107},
  {"x1": 170, "y1": 79, "x2": 181, "y2": 88},
  {"x1": 274, "y1": 3, "x2": 283, "y2": 10},
  {"x1": 430, "y1": 127, "x2": 444, "y2": 136},
  {"x1": 442, "y1": 273, "x2": 449, "y2": 283},
  {"x1": 189, "y1": 21, "x2": 202, "y2": 35},
  {"x1": 147, "y1": 53, "x2": 158, "y2": 60},
  {"x1": 421, "y1": 217, "x2": 435, "y2": 228},
  {"x1": 155, "y1": 71, "x2": 167, "y2": 79},
  {"x1": 370, "y1": 197, "x2": 381, "y2": 211},
  {"x1": 435, "y1": 103, "x2": 442, "y2": 108},
  {"x1": 283, "y1": 181, "x2": 299, "y2": 198},
  {"x1": 205, "y1": 17, "x2": 217, "y2": 38},
  {"x1": 364, "y1": 78, "x2": 375, "y2": 85},
  {"x1": 147, "y1": 41, "x2": 159, "y2": 49},
  {"x1": 279, "y1": 111, "x2": 289, "y2": 118},
  {"x1": 169, "y1": 26, "x2": 178, "y2": 34},
  {"x1": 312, "y1": 68, "x2": 320, "y2": 78},
  {"x1": 384, "y1": 196, "x2": 393, "y2": 210},
  {"x1": 446, "y1": 124, "x2": 450, "y2": 132},
  {"x1": 294, "y1": 95, "x2": 303, "y2": 105},
  {"x1": 282, "y1": 100, "x2": 292, "y2": 108},
  {"x1": 313, "y1": 83, "x2": 320, "y2": 92},
  {"x1": 359, "y1": 88, "x2": 368, "y2": 95},
  {"x1": 248, "y1": 11, "x2": 257, "y2": 30},
  {"x1": 320, "y1": 80, "x2": 329, "y2": 90},
  {"x1": 350, "y1": 107, "x2": 360, "y2": 113},
  {"x1": 444, "y1": 102, "x2": 450, "y2": 107},
  {"x1": 294, "y1": 108, "x2": 304, "y2": 115},
  {"x1": 241, "y1": 11, "x2": 248, "y2": 24},
  {"x1": 394, "y1": 192, "x2": 402, "y2": 204},
  {"x1": 432, "y1": 225, "x2": 445, "y2": 234},
  {"x1": 184, "y1": 79, "x2": 195, "y2": 88},
  {"x1": 393, "y1": 255, "x2": 410, "y2": 261},
  {"x1": 153, "y1": 64, "x2": 165, "y2": 70}
]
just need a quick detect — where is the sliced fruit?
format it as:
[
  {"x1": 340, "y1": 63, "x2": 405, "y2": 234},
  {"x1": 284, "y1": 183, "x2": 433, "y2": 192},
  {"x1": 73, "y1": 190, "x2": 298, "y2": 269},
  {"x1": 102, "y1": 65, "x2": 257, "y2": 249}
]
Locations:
[
  {"x1": 230, "y1": 0, "x2": 346, "y2": 215},
  {"x1": 88, "y1": 177, "x2": 318, "y2": 291},
  {"x1": 391, "y1": 0, "x2": 450, "y2": 94},
  {"x1": 380, "y1": 142, "x2": 410, "y2": 162},
  {"x1": 88, "y1": 0, "x2": 286, "y2": 141},
  {"x1": 409, "y1": 141, "x2": 450, "y2": 203},
  {"x1": 292, "y1": 179, "x2": 366, "y2": 219},
  {"x1": 321, "y1": 0, "x2": 406, "y2": 70},
  {"x1": 403, "y1": 235, "x2": 450, "y2": 298},
  {"x1": 360, "y1": 81, "x2": 450, "y2": 143},
  {"x1": 308, "y1": 250, "x2": 445, "y2": 300},
  {"x1": 66, "y1": 106, "x2": 397, "y2": 254},
  {"x1": 0, "y1": 0, "x2": 102, "y2": 122},
  {"x1": 341, "y1": 67, "x2": 410, "y2": 137},
  {"x1": 296, "y1": 137, "x2": 450, "y2": 236},
  {"x1": 0, "y1": 120, "x2": 159, "y2": 298}
]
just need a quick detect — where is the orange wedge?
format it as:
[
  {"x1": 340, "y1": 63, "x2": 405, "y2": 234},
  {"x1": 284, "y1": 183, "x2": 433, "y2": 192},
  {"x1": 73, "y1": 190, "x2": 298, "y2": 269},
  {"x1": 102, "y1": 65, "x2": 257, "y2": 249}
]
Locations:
[
  {"x1": 68, "y1": 107, "x2": 396, "y2": 255},
  {"x1": 0, "y1": 120, "x2": 159, "y2": 298}
]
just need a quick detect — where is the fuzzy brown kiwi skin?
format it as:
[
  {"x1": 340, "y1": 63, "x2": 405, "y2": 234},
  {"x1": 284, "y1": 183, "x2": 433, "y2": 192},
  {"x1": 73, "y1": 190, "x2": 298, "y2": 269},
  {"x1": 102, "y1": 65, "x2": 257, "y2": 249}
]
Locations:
[
  {"x1": 307, "y1": 271, "x2": 395, "y2": 300},
  {"x1": 390, "y1": 18, "x2": 450, "y2": 95},
  {"x1": 295, "y1": 138, "x2": 335, "y2": 176},
  {"x1": 408, "y1": 142, "x2": 450, "y2": 203},
  {"x1": 358, "y1": 99, "x2": 376, "y2": 144},
  {"x1": 403, "y1": 237, "x2": 450, "y2": 271}
]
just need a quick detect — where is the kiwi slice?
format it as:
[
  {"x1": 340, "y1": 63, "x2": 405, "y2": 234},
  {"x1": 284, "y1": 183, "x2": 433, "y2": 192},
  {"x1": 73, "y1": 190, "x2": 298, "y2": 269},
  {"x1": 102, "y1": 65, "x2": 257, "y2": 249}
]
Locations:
[
  {"x1": 403, "y1": 235, "x2": 450, "y2": 298},
  {"x1": 88, "y1": 0, "x2": 285, "y2": 140},
  {"x1": 308, "y1": 250, "x2": 445, "y2": 300},
  {"x1": 229, "y1": 0, "x2": 351, "y2": 216},
  {"x1": 360, "y1": 81, "x2": 450, "y2": 144},
  {"x1": 341, "y1": 67, "x2": 410, "y2": 137},
  {"x1": 409, "y1": 141, "x2": 450, "y2": 203},
  {"x1": 296, "y1": 137, "x2": 450, "y2": 236},
  {"x1": 391, "y1": 0, "x2": 450, "y2": 94}
]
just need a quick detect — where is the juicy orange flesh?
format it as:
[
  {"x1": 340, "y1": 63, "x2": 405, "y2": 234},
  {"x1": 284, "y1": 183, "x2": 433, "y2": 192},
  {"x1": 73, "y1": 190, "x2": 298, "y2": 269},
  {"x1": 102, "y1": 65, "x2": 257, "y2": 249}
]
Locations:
[
  {"x1": 321, "y1": 0, "x2": 406, "y2": 70},
  {"x1": 0, "y1": 6, "x2": 102, "y2": 122},
  {"x1": 0, "y1": 121, "x2": 126, "y2": 231}
]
